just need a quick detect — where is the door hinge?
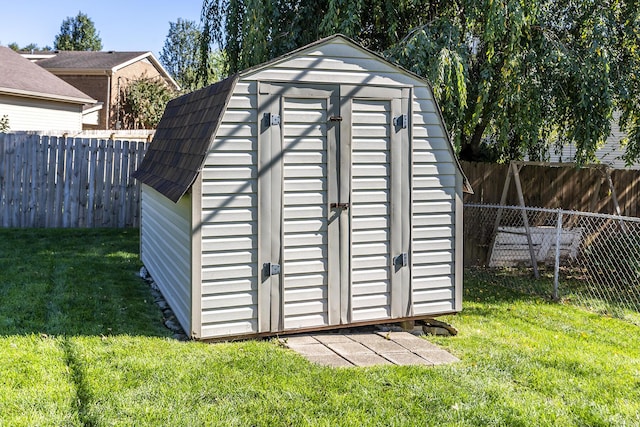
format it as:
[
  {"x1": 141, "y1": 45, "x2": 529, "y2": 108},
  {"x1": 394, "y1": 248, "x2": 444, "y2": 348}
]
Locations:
[
  {"x1": 264, "y1": 262, "x2": 281, "y2": 276},
  {"x1": 393, "y1": 114, "x2": 408, "y2": 129},
  {"x1": 269, "y1": 113, "x2": 281, "y2": 126},
  {"x1": 394, "y1": 253, "x2": 408, "y2": 268}
]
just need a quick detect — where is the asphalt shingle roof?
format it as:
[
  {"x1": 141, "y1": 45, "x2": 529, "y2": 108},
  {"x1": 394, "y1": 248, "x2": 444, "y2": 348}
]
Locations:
[
  {"x1": 132, "y1": 75, "x2": 238, "y2": 203},
  {"x1": 0, "y1": 46, "x2": 95, "y2": 103},
  {"x1": 35, "y1": 51, "x2": 150, "y2": 71}
]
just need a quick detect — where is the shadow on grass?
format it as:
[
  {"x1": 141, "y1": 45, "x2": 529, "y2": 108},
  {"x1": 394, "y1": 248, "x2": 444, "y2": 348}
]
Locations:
[{"x1": 0, "y1": 228, "x2": 170, "y2": 338}]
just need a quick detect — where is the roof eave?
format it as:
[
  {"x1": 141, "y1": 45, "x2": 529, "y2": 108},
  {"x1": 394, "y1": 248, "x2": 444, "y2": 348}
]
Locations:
[
  {"x1": 112, "y1": 52, "x2": 181, "y2": 91},
  {"x1": 0, "y1": 87, "x2": 96, "y2": 105}
]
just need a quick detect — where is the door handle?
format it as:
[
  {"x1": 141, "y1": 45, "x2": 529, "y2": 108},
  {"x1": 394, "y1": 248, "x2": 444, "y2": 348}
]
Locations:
[{"x1": 330, "y1": 202, "x2": 350, "y2": 210}]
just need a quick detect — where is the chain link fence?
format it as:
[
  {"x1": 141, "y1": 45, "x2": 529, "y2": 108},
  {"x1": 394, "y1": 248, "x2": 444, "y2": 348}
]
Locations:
[{"x1": 464, "y1": 203, "x2": 640, "y2": 324}]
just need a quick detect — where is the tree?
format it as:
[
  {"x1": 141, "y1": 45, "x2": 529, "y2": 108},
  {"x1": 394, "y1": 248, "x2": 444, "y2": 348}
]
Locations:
[
  {"x1": 0, "y1": 115, "x2": 9, "y2": 133},
  {"x1": 200, "y1": 0, "x2": 640, "y2": 165},
  {"x1": 54, "y1": 11, "x2": 102, "y2": 51},
  {"x1": 160, "y1": 19, "x2": 202, "y2": 92},
  {"x1": 160, "y1": 19, "x2": 225, "y2": 92},
  {"x1": 8, "y1": 42, "x2": 51, "y2": 52},
  {"x1": 118, "y1": 75, "x2": 175, "y2": 129}
]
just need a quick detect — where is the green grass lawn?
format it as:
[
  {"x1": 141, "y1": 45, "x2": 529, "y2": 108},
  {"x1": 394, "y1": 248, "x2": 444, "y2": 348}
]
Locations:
[{"x1": 1, "y1": 229, "x2": 639, "y2": 426}]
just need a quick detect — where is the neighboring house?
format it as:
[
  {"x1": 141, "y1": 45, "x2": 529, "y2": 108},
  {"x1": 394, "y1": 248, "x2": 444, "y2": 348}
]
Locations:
[
  {"x1": 0, "y1": 46, "x2": 97, "y2": 131},
  {"x1": 26, "y1": 51, "x2": 179, "y2": 130},
  {"x1": 548, "y1": 112, "x2": 639, "y2": 169}
]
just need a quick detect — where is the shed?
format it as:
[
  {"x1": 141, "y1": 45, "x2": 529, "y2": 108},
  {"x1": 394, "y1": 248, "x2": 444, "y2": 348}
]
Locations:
[{"x1": 133, "y1": 35, "x2": 472, "y2": 340}]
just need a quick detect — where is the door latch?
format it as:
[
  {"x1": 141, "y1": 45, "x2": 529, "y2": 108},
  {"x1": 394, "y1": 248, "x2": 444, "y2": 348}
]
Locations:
[{"x1": 330, "y1": 202, "x2": 350, "y2": 210}]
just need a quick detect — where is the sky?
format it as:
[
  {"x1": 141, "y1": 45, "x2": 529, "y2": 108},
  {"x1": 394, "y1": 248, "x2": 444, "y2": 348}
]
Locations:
[{"x1": 0, "y1": 0, "x2": 205, "y2": 57}]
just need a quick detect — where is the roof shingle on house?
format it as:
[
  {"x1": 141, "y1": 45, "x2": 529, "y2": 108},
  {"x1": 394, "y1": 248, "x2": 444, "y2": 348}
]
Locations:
[
  {"x1": 35, "y1": 51, "x2": 152, "y2": 71},
  {"x1": 0, "y1": 46, "x2": 95, "y2": 104},
  {"x1": 132, "y1": 74, "x2": 238, "y2": 203}
]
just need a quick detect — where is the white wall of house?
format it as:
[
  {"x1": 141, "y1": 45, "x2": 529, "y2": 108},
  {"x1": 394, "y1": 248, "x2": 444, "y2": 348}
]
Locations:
[{"x1": 0, "y1": 94, "x2": 84, "y2": 131}]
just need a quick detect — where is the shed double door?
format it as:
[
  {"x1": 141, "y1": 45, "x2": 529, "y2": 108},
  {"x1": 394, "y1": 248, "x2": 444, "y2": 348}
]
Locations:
[{"x1": 258, "y1": 83, "x2": 411, "y2": 333}]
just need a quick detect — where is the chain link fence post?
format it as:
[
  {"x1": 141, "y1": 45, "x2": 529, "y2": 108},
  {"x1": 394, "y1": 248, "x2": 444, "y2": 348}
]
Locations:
[{"x1": 553, "y1": 210, "x2": 563, "y2": 301}]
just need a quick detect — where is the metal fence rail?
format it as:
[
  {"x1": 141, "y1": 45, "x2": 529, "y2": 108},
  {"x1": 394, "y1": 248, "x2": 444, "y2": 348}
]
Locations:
[{"x1": 465, "y1": 203, "x2": 640, "y2": 321}]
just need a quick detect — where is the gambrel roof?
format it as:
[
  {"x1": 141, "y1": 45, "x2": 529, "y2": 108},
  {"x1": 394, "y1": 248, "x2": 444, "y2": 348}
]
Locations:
[
  {"x1": 132, "y1": 75, "x2": 237, "y2": 202},
  {"x1": 133, "y1": 34, "x2": 471, "y2": 202}
]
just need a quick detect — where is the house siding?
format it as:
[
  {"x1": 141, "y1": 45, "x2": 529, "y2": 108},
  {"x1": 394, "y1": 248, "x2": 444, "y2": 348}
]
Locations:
[
  {"x1": 0, "y1": 94, "x2": 83, "y2": 131},
  {"x1": 140, "y1": 184, "x2": 192, "y2": 333},
  {"x1": 195, "y1": 38, "x2": 460, "y2": 338},
  {"x1": 55, "y1": 75, "x2": 110, "y2": 129}
]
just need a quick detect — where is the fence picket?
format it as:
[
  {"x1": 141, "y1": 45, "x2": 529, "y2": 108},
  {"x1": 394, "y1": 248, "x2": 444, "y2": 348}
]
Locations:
[{"x1": 0, "y1": 134, "x2": 148, "y2": 228}]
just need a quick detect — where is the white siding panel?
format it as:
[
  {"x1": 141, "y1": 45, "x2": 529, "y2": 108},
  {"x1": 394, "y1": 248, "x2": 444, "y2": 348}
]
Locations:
[
  {"x1": 284, "y1": 314, "x2": 328, "y2": 330},
  {"x1": 209, "y1": 138, "x2": 256, "y2": 151},
  {"x1": 413, "y1": 301, "x2": 455, "y2": 315},
  {"x1": 0, "y1": 95, "x2": 83, "y2": 131},
  {"x1": 202, "y1": 292, "x2": 257, "y2": 309},
  {"x1": 413, "y1": 226, "x2": 454, "y2": 239},
  {"x1": 413, "y1": 239, "x2": 454, "y2": 251},
  {"x1": 413, "y1": 214, "x2": 453, "y2": 226},
  {"x1": 413, "y1": 264, "x2": 453, "y2": 277},
  {"x1": 413, "y1": 251, "x2": 454, "y2": 265},
  {"x1": 202, "y1": 278, "x2": 254, "y2": 295},
  {"x1": 201, "y1": 320, "x2": 258, "y2": 338},
  {"x1": 201, "y1": 166, "x2": 257, "y2": 180},
  {"x1": 202, "y1": 307, "x2": 257, "y2": 324},
  {"x1": 413, "y1": 137, "x2": 450, "y2": 151},
  {"x1": 140, "y1": 185, "x2": 192, "y2": 334},
  {"x1": 202, "y1": 264, "x2": 256, "y2": 281},
  {"x1": 413, "y1": 276, "x2": 454, "y2": 290},
  {"x1": 413, "y1": 149, "x2": 458, "y2": 163},
  {"x1": 202, "y1": 194, "x2": 256, "y2": 209},
  {"x1": 202, "y1": 249, "x2": 257, "y2": 266},
  {"x1": 351, "y1": 307, "x2": 390, "y2": 322},
  {"x1": 413, "y1": 175, "x2": 456, "y2": 188},
  {"x1": 201, "y1": 208, "x2": 256, "y2": 223},
  {"x1": 413, "y1": 189, "x2": 455, "y2": 201},
  {"x1": 411, "y1": 162, "x2": 457, "y2": 176},
  {"x1": 201, "y1": 222, "x2": 256, "y2": 237}
]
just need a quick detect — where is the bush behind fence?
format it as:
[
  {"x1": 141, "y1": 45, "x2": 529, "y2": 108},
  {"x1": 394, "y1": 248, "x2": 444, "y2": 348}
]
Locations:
[
  {"x1": 465, "y1": 203, "x2": 640, "y2": 323},
  {"x1": 0, "y1": 133, "x2": 148, "y2": 228}
]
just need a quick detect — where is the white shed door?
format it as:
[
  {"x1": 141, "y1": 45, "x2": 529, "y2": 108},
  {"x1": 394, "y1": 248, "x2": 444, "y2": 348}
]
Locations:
[{"x1": 258, "y1": 83, "x2": 410, "y2": 333}]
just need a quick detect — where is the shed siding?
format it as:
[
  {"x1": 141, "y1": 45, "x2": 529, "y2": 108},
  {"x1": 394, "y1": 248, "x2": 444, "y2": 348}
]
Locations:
[
  {"x1": 199, "y1": 82, "x2": 260, "y2": 337},
  {"x1": 350, "y1": 98, "x2": 393, "y2": 322},
  {"x1": 0, "y1": 94, "x2": 83, "y2": 131},
  {"x1": 191, "y1": 38, "x2": 459, "y2": 338},
  {"x1": 140, "y1": 184, "x2": 192, "y2": 333},
  {"x1": 412, "y1": 97, "x2": 457, "y2": 314}
]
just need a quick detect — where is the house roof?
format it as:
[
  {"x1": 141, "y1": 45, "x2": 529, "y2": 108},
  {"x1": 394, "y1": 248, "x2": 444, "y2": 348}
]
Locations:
[
  {"x1": 133, "y1": 34, "x2": 471, "y2": 202},
  {"x1": 34, "y1": 51, "x2": 180, "y2": 90},
  {"x1": 132, "y1": 75, "x2": 238, "y2": 202},
  {"x1": 0, "y1": 46, "x2": 96, "y2": 104}
]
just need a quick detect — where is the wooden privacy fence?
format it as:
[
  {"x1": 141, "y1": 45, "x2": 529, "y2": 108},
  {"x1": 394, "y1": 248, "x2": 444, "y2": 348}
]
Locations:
[
  {"x1": 0, "y1": 133, "x2": 148, "y2": 228},
  {"x1": 461, "y1": 161, "x2": 640, "y2": 216}
]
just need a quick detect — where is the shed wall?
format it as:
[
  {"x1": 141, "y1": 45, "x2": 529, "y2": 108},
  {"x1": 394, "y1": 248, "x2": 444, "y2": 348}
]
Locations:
[
  {"x1": 140, "y1": 184, "x2": 192, "y2": 333},
  {"x1": 197, "y1": 38, "x2": 460, "y2": 338},
  {"x1": 199, "y1": 81, "x2": 260, "y2": 337},
  {"x1": 0, "y1": 94, "x2": 83, "y2": 131}
]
